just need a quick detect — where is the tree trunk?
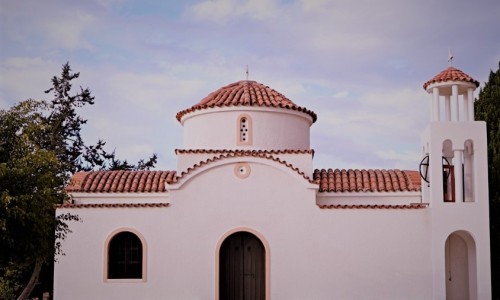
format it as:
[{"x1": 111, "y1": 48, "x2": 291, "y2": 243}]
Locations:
[{"x1": 17, "y1": 259, "x2": 43, "y2": 300}]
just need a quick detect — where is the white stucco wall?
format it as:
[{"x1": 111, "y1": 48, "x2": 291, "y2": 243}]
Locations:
[
  {"x1": 176, "y1": 152, "x2": 314, "y2": 179},
  {"x1": 55, "y1": 161, "x2": 434, "y2": 300},
  {"x1": 420, "y1": 121, "x2": 491, "y2": 300},
  {"x1": 181, "y1": 107, "x2": 313, "y2": 150}
]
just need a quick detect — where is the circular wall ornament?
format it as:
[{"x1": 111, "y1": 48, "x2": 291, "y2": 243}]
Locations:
[{"x1": 234, "y1": 163, "x2": 251, "y2": 179}]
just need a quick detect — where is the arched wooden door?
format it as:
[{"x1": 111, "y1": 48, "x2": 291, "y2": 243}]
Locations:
[{"x1": 219, "y1": 232, "x2": 265, "y2": 300}]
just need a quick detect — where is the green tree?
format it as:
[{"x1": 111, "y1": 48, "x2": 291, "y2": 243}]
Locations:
[
  {"x1": 474, "y1": 61, "x2": 500, "y2": 299},
  {"x1": 0, "y1": 63, "x2": 157, "y2": 299}
]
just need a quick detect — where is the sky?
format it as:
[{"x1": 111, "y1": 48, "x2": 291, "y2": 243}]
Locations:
[{"x1": 1, "y1": 0, "x2": 499, "y2": 171}]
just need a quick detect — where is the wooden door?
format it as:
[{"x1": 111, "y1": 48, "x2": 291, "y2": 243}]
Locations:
[{"x1": 220, "y1": 232, "x2": 265, "y2": 300}]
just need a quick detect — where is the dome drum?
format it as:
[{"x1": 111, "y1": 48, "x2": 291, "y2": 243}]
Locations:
[{"x1": 182, "y1": 107, "x2": 312, "y2": 150}]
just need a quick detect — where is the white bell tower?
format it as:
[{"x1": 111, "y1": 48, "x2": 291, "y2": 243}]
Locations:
[{"x1": 420, "y1": 61, "x2": 491, "y2": 299}]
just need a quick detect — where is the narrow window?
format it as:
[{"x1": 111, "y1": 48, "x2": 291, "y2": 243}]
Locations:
[
  {"x1": 442, "y1": 140, "x2": 455, "y2": 202},
  {"x1": 443, "y1": 163, "x2": 455, "y2": 202},
  {"x1": 463, "y1": 140, "x2": 474, "y2": 202},
  {"x1": 108, "y1": 231, "x2": 143, "y2": 279},
  {"x1": 237, "y1": 114, "x2": 252, "y2": 146}
]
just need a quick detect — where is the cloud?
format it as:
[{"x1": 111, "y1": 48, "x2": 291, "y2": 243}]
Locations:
[
  {"x1": 188, "y1": 0, "x2": 280, "y2": 22},
  {"x1": 310, "y1": 85, "x2": 429, "y2": 170},
  {"x1": 1, "y1": 0, "x2": 498, "y2": 172},
  {"x1": 0, "y1": 57, "x2": 61, "y2": 107},
  {"x1": 332, "y1": 91, "x2": 349, "y2": 99},
  {"x1": 0, "y1": 1, "x2": 99, "y2": 52},
  {"x1": 44, "y1": 10, "x2": 96, "y2": 50},
  {"x1": 375, "y1": 149, "x2": 422, "y2": 166}
]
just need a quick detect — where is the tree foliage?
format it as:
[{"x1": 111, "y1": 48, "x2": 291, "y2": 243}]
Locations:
[
  {"x1": 0, "y1": 63, "x2": 157, "y2": 299},
  {"x1": 474, "y1": 61, "x2": 500, "y2": 299}
]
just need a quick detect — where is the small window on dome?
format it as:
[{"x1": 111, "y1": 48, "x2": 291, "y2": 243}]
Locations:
[{"x1": 237, "y1": 114, "x2": 252, "y2": 146}]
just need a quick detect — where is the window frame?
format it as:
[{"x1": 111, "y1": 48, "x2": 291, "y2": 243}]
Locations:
[
  {"x1": 104, "y1": 228, "x2": 147, "y2": 283},
  {"x1": 236, "y1": 114, "x2": 253, "y2": 146}
]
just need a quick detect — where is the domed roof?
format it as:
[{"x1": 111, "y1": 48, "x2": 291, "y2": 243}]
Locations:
[
  {"x1": 176, "y1": 80, "x2": 317, "y2": 122},
  {"x1": 423, "y1": 67, "x2": 479, "y2": 90}
]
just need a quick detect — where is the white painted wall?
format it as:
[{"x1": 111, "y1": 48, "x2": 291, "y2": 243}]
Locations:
[
  {"x1": 55, "y1": 161, "x2": 434, "y2": 300},
  {"x1": 421, "y1": 121, "x2": 491, "y2": 300},
  {"x1": 54, "y1": 79, "x2": 491, "y2": 299},
  {"x1": 181, "y1": 107, "x2": 312, "y2": 151},
  {"x1": 176, "y1": 152, "x2": 314, "y2": 179}
]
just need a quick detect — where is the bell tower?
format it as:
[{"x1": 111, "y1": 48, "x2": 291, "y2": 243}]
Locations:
[{"x1": 420, "y1": 62, "x2": 491, "y2": 299}]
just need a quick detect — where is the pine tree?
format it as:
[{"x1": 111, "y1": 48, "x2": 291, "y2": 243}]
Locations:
[
  {"x1": 0, "y1": 63, "x2": 157, "y2": 299},
  {"x1": 474, "y1": 61, "x2": 500, "y2": 299}
]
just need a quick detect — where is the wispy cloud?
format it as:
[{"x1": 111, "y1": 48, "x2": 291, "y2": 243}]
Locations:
[
  {"x1": 44, "y1": 10, "x2": 96, "y2": 50},
  {"x1": 1, "y1": 0, "x2": 498, "y2": 170},
  {"x1": 189, "y1": 0, "x2": 281, "y2": 22}
]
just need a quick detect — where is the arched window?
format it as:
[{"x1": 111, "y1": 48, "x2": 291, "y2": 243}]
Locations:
[
  {"x1": 442, "y1": 140, "x2": 455, "y2": 202},
  {"x1": 237, "y1": 114, "x2": 252, "y2": 146},
  {"x1": 108, "y1": 231, "x2": 143, "y2": 279},
  {"x1": 463, "y1": 140, "x2": 474, "y2": 202}
]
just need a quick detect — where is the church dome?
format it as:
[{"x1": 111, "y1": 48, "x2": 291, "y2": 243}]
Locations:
[
  {"x1": 177, "y1": 80, "x2": 315, "y2": 151},
  {"x1": 423, "y1": 67, "x2": 479, "y2": 90},
  {"x1": 176, "y1": 80, "x2": 317, "y2": 123}
]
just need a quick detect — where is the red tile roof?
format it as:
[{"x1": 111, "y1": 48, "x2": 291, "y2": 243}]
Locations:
[
  {"x1": 423, "y1": 67, "x2": 479, "y2": 89},
  {"x1": 66, "y1": 166, "x2": 421, "y2": 195},
  {"x1": 176, "y1": 80, "x2": 317, "y2": 123},
  {"x1": 58, "y1": 203, "x2": 169, "y2": 208},
  {"x1": 313, "y1": 169, "x2": 421, "y2": 192},
  {"x1": 67, "y1": 153, "x2": 316, "y2": 194},
  {"x1": 66, "y1": 170, "x2": 176, "y2": 193},
  {"x1": 319, "y1": 204, "x2": 427, "y2": 209}
]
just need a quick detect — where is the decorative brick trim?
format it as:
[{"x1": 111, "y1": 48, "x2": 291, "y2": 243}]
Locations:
[
  {"x1": 175, "y1": 149, "x2": 314, "y2": 155},
  {"x1": 57, "y1": 203, "x2": 169, "y2": 208},
  {"x1": 318, "y1": 204, "x2": 427, "y2": 209},
  {"x1": 173, "y1": 152, "x2": 316, "y2": 185}
]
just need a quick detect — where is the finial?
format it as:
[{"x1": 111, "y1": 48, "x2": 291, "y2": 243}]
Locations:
[
  {"x1": 448, "y1": 48, "x2": 454, "y2": 67},
  {"x1": 246, "y1": 65, "x2": 249, "y2": 81}
]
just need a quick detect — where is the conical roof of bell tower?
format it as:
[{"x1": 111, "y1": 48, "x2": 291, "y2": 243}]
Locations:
[{"x1": 423, "y1": 66, "x2": 479, "y2": 90}]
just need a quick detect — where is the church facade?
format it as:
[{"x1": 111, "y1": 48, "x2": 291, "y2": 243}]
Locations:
[{"x1": 54, "y1": 66, "x2": 491, "y2": 299}]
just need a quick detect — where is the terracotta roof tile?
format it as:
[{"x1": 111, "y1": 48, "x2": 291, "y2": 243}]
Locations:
[
  {"x1": 313, "y1": 169, "x2": 421, "y2": 192},
  {"x1": 66, "y1": 170, "x2": 176, "y2": 193},
  {"x1": 58, "y1": 203, "x2": 169, "y2": 208},
  {"x1": 319, "y1": 204, "x2": 427, "y2": 209},
  {"x1": 67, "y1": 166, "x2": 422, "y2": 194},
  {"x1": 176, "y1": 80, "x2": 317, "y2": 123},
  {"x1": 423, "y1": 67, "x2": 479, "y2": 89}
]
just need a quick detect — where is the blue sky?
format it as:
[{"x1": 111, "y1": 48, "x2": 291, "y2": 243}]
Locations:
[{"x1": 1, "y1": 0, "x2": 499, "y2": 171}]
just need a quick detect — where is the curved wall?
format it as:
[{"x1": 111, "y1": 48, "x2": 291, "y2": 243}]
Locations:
[{"x1": 181, "y1": 107, "x2": 313, "y2": 150}]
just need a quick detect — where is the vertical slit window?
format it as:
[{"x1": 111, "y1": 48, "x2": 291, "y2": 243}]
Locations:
[
  {"x1": 442, "y1": 140, "x2": 455, "y2": 202},
  {"x1": 241, "y1": 118, "x2": 248, "y2": 142},
  {"x1": 463, "y1": 140, "x2": 474, "y2": 202},
  {"x1": 237, "y1": 114, "x2": 252, "y2": 146}
]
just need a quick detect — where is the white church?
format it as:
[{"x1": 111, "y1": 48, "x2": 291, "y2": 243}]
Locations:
[{"x1": 54, "y1": 65, "x2": 492, "y2": 299}]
